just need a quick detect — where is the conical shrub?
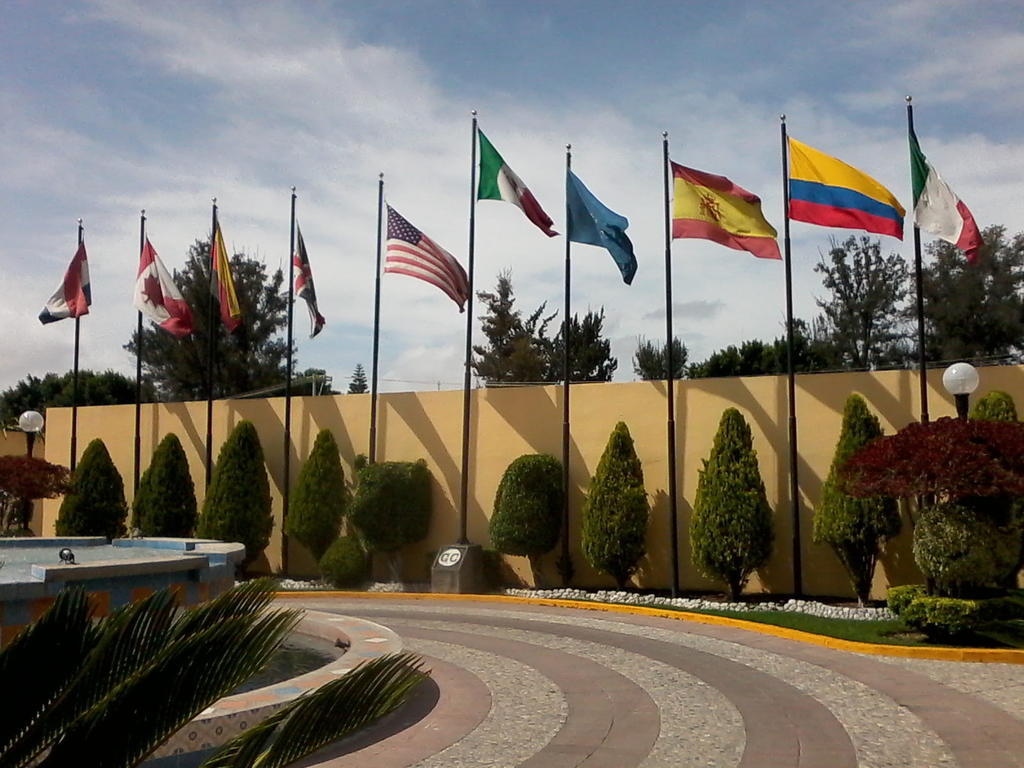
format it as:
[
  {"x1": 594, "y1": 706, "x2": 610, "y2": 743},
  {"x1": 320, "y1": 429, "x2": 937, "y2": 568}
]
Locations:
[
  {"x1": 581, "y1": 421, "x2": 649, "y2": 588},
  {"x1": 490, "y1": 454, "x2": 563, "y2": 583},
  {"x1": 56, "y1": 438, "x2": 127, "y2": 539},
  {"x1": 197, "y1": 420, "x2": 272, "y2": 569},
  {"x1": 132, "y1": 433, "x2": 197, "y2": 537},
  {"x1": 286, "y1": 429, "x2": 349, "y2": 561},
  {"x1": 813, "y1": 394, "x2": 899, "y2": 604},
  {"x1": 690, "y1": 408, "x2": 773, "y2": 600}
]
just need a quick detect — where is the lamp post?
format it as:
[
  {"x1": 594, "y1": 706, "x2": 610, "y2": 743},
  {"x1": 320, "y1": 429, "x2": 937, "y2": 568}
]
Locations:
[
  {"x1": 18, "y1": 411, "x2": 44, "y2": 457},
  {"x1": 942, "y1": 363, "x2": 979, "y2": 420}
]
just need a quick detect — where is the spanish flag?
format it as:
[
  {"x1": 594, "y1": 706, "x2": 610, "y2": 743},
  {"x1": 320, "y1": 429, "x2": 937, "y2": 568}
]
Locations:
[
  {"x1": 672, "y1": 163, "x2": 780, "y2": 260},
  {"x1": 211, "y1": 222, "x2": 242, "y2": 332},
  {"x1": 788, "y1": 138, "x2": 905, "y2": 240}
]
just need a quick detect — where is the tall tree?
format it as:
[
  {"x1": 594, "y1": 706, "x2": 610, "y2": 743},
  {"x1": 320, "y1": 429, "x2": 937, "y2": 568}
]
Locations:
[
  {"x1": 814, "y1": 235, "x2": 909, "y2": 369},
  {"x1": 472, "y1": 272, "x2": 555, "y2": 386},
  {"x1": 547, "y1": 309, "x2": 618, "y2": 382},
  {"x1": 633, "y1": 336, "x2": 687, "y2": 380},
  {"x1": 348, "y1": 364, "x2": 368, "y2": 394},
  {"x1": 124, "y1": 239, "x2": 289, "y2": 401},
  {"x1": 0, "y1": 370, "x2": 153, "y2": 426},
  {"x1": 921, "y1": 225, "x2": 1024, "y2": 362}
]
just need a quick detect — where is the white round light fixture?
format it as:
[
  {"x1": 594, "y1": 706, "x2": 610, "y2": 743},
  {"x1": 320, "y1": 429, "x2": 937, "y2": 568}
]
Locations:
[
  {"x1": 18, "y1": 410, "x2": 44, "y2": 433},
  {"x1": 942, "y1": 363, "x2": 979, "y2": 396}
]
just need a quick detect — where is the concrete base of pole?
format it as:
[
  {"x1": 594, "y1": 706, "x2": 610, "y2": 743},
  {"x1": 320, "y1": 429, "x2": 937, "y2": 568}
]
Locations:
[{"x1": 431, "y1": 543, "x2": 484, "y2": 594}]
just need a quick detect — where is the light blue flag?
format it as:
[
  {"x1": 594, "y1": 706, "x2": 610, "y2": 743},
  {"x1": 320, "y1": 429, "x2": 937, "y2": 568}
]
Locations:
[{"x1": 566, "y1": 169, "x2": 637, "y2": 285}]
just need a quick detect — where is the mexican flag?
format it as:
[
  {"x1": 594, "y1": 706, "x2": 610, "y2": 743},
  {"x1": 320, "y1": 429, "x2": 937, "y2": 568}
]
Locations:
[
  {"x1": 477, "y1": 129, "x2": 557, "y2": 237},
  {"x1": 910, "y1": 128, "x2": 983, "y2": 264}
]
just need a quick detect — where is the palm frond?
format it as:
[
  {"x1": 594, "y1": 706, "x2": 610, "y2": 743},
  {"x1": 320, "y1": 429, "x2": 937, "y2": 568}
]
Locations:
[
  {"x1": 169, "y1": 579, "x2": 278, "y2": 641},
  {"x1": 200, "y1": 652, "x2": 428, "y2": 768}
]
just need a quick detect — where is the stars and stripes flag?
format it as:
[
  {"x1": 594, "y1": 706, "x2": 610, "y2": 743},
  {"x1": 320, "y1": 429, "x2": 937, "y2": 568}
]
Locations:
[
  {"x1": 293, "y1": 224, "x2": 325, "y2": 337},
  {"x1": 384, "y1": 204, "x2": 469, "y2": 311},
  {"x1": 39, "y1": 241, "x2": 91, "y2": 324},
  {"x1": 133, "y1": 238, "x2": 194, "y2": 337}
]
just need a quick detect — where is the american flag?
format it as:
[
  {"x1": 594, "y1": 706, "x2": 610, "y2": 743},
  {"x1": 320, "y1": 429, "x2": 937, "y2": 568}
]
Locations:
[
  {"x1": 293, "y1": 225, "x2": 325, "y2": 337},
  {"x1": 385, "y1": 204, "x2": 469, "y2": 312}
]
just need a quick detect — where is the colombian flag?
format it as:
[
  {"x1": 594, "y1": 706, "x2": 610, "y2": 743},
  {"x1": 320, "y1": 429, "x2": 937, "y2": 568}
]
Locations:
[
  {"x1": 672, "y1": 163, "x2": 781, "y2": 260},
  {"x1": 788, "y1": 138, "x2": 905, "y2": 240},
  {"x1": 211, "y1": 222, "x2": 242, "y2": 332}
]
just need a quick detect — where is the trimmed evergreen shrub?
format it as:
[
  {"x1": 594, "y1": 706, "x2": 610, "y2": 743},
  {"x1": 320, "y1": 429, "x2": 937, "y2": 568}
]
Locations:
[
  {"x1": 55, "y1": 438, "x2": 127, "y2": 539},
  {"x1": 913, "y1": 503, "x2": 1019, "y2": 596},
  {"x1": 581, "y1": 422, "x2": 649, "y2": 588},
  {"x1": 490, "y1": 454, "x2": 562, "y2": 581},
  {"x1": 886, "y1": 584, "x2": 926, "y2": 616},
  {"x1": 286, "y1": 429, "x2": 349, "y2": 561},
  {"x1": 902, "y1": 596, "x2": 983, "y2": 639},
  {"x1": 350, "y1": 460, "x2": 432, "y2": 555},
  {"x1": 196, "y1": 421, "x2": 273, "y2": 570},
  {"x1": 690, "y1": 408, "x2": 774, "y2": 600},
  {"x1": 814, "y1": 395, "x2": 900, "y2": 604},
  {"x1": 131, "y1": 433, "x2": 197, "y2": 537},
  {"x1": 319, "y1": 535, "x2": 368, "y2": 587},
  {"x1": 970, "y1": 390, "x2": 1018, "y2": 422}
]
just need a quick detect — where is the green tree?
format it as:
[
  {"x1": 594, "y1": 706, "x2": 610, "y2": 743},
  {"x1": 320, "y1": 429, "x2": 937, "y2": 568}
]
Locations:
[
  {"x1": 348, "y1": 363, "x2": 368, "y2": 394},
  {"x1": 489, "y1": 454, "x2": 563, "y2": 583},
  {"x1": 921, "y1": 225, "x2": 1024, "y2": 362},
  {"x1": 471, "y1": 272, "x2": 555, "y2": 385},
  {"x1": 132, "y1": 433, "x2": 197, "y2": 537},
  {"x1": 971, "y1": 390, "x2": 1018, "y2": 422},
  {"x1": 55, "y1": 438, "x2": 128, "y2": 539},
  {"x1": 197, "y1": 421, "x2": 273, "y2": 570},
  {"x1": 124, "y1": 239, "x2": 289, "y2": 401},
  {"x1": 690, "y1": 408, "x2": 773, "y2": 600},
  {"x1": 350, "y1": 460, "x2": 432, "y2": 580},
  {"x1": 547, "y1": 310, "x2": 618, "y2": 382},
  {"x1": 688, "y1": 319, "x2": 838, "y2": 378},
  {"x1": 581, "y1": 422, "x2": 649, "y2": 588},
  {"x1": 286, "y1": 429, "x2": 349, "y2": 562},
  {"x1": 633, "y1": 336, "x2": 687, "y2": 380},
  {"x1": 814, "y1": 236, "x2": 910, "y2": 369},
  {"x1": 319, "y1": 536, "x2": 369, "y2": 588},
  {"x1": 0, "y1": 580, "x2": 425, "y2": 767},
  {"x1": 0, "y1": 370, "x2": 154, "y2": 426},
  {"x1": 813, "y1": 394, "x2": 900, "y2": 604}
]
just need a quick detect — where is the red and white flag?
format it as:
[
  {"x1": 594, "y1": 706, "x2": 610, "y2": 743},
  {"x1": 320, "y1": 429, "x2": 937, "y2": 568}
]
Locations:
[
  {"x1": 384, "y1": 204, "x2": 469, "y2": 311},
  {"x1": 293, "y1": 225, "x2": 325, "y2": 337},
  {"x1": 39, "y1": 241, "x2": 91, "y2": 324},
  {"x1": 133, "y1": 238, "x2": 194, "y2": 337}
]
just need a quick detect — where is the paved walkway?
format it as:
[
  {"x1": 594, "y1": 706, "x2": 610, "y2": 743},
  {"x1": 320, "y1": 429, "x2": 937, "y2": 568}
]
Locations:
[{"x1": 283, "y1": 596, "x2": 1024, "y2": 768}]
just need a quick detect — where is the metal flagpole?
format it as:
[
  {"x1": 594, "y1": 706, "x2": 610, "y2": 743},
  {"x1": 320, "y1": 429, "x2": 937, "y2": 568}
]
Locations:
[
  {"x1": 369, "y1": 173, "x2": 384, "y2": 463},
  {"x1": 205, "y1": 199, "x2": 218, "y2": 487},
  {"x1": 780, "y1": 115, "x2": 803, "y2": 597},
  {"x1": 662, "y1": 133, "x2": 680, "y2": 598},
  {"x1": 282, "y1": 186, "x2": 297, "y2": 575},
  {"x1": 70, "y1": 218, "x2": 84, "y2": 472},
  {"x1": 134, "y1": 210, "x2": 146, "y2": 492},
  {"x1": 558, "y1": 144, "x2": 574, "y2": 585},
  {"x1": 457, "y1": 111, "x2": 479, "y2": 545},
  {"x1": 906, "y1": 96, "x2": 930, "y2": 424}
]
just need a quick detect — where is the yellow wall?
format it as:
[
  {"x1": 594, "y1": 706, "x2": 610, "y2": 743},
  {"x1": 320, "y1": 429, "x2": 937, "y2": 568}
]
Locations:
[{"x1": 38, "y1": 365, "x2": 1024, "y2": 599}]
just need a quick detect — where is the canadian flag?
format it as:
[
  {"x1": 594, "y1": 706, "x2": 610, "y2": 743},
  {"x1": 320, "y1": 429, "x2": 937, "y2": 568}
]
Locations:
[{"x1": 133, "y1": 238, "x2": 194, "y2": 337}]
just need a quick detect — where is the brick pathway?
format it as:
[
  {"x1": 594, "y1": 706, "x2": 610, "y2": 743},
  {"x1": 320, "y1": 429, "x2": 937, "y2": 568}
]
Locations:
[{"x1": 284, "y1": 597, "x2": 1024, "y2": 768}]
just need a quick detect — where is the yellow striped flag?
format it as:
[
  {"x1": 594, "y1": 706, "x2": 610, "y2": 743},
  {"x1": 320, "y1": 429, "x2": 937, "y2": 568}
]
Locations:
[
  {"x1": 672, "y1": 163, "x2": 781, "y2": 260},
  {"x1": 211, "y1": 222, "x2": 242, "y2": 332}
]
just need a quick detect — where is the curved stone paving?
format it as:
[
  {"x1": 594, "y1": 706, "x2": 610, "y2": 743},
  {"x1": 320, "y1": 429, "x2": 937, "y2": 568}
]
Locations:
[{"x1": 281, "y1": 596, "x2": 1024, "y2": 768}]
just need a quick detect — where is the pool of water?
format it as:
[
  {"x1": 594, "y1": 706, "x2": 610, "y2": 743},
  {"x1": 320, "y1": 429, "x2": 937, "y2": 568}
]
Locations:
[{"x1": 230, "y1": 634, "x2": 340, "y2": 694}]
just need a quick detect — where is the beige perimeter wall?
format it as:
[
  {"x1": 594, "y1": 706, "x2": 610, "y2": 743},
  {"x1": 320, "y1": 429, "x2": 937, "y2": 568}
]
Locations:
[{"x1": 37, "y1": 365, "x2": 1024, "y2": 599}]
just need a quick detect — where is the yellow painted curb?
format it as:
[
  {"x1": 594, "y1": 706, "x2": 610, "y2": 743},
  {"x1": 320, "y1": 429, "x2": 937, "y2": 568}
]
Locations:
[{"x1": 274, "y1": 590, "x2": 1024, "y2": 664}]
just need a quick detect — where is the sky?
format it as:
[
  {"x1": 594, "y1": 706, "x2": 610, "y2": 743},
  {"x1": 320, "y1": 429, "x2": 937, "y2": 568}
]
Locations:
[{"x1": 2, "y1": 0, "x2": 1022, "y2": 397}]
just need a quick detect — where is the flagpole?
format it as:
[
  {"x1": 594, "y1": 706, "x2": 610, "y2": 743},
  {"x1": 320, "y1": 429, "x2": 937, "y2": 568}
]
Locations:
[
  {"x1": 70, "y1": 218, "x2": 83, "y2": 473},
  {"x1": 558, "y1": 144, "x2": 574, "y2": 585},
  {"x1": 282, "y1": 186, "x2": 297, "y2": 576},
  {"x1": 780, "y1": 115, "x2": 803, "y2": 597},
  {"x1": 369, "y1": 173, "x2": 384, "y2": 463},
  {"x1": 906, "y1": 96, "x2": 930, "y2": 424},
  {"x1": 457, "y1": 111, "x2": 478, "y2": 545},
  {"x1": 134, "y1": 210, "x2": 146, "y2": 493},
  {"x1": 205, "y1": 198, "x2": 218, "y2": 487},
  {"x1": 662, "y1": 133, "x2": 680, "y2": 598}
]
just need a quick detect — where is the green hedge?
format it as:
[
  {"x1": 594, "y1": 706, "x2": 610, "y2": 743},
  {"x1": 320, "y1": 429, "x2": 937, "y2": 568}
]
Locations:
[
  {"x1": 350, "y1": 460, "x2": 431, "y2": 554},
  {"x1": 319, "y1": 535, "x2": 368, "y2": 588},
  {"x1": 286, "y1": 429, "x2": 349, "y2": 561},
  {"x1": 132, "y1": 433, "x2": 196, "y2": 537},
  {"x1": 902, "y1": 594, "x2": 1024, "y2": 640},
  {"x1": 490, "y1": 454, "x2": 562, "y2": 560},
  {"x1": 55, "y1": 439, "x2": 127, "y2": 539},
  {"x1": 886, "y1": 584, "x2": 926, "y2": 616}
]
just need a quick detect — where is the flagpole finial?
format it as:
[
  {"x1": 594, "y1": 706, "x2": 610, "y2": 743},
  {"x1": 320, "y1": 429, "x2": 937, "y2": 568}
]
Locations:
[
  {"x1": 905, "y1": 95, "x2": 913, "y2": 104},
  {"x1": 471, "y1": 109, "x2": 477, "y2": 117},
  {"x1": 780, "y1": 114, "x2": 786, "y2": 123},
  {"x1": 662, "y1": 131, "x2": 668, "y2": 139},
  {"x1": 291, "y1": 185, "x2": 296, "y2": 193},
  {"x1": 77, "y1": 218, "x2": 83, "y2": 225},
  {"x1": 566, "y1": 143, "x2": 571, "y2": 151},
  {"x1": 141, "y1": 209, "x2": 145, "y2": 217},
  {"x1": 378, "y1": 172, "x2": 384, "y2": 181},
  {"x1": 212, "y1": 197, "x2": 217, "y2": 205}
]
